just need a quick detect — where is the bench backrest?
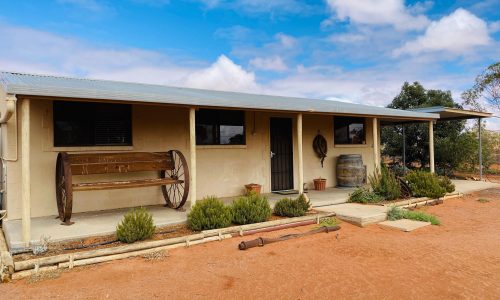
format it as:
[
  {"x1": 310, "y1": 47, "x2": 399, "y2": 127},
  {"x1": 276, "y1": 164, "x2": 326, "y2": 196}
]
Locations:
[{"x1": 65, "y1": 152, "x2": 174, "y2": 175}]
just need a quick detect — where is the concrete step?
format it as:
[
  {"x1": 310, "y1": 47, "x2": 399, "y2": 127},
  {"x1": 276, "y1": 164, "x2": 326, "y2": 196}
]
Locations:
[{"x1": 315, "y1": 203, "x2": 388, "y2": 227}]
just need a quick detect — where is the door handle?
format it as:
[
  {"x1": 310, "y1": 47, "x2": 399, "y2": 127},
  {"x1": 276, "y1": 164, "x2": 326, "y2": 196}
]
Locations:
[{"x1": 271, "y1": 151, "x2": 276, "y2": 158}]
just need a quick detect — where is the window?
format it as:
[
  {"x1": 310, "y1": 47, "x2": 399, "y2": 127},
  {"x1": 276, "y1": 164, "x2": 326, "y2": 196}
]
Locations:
[
  {"x1": 53, "y1": 101, "x2": 132, "y2": 147},
  {"x1": 196, "y1": 109, "x2": 245, "y2": 145},
  {"x1": 334, "y1": 117, "x2": 365, "y2": 145}
]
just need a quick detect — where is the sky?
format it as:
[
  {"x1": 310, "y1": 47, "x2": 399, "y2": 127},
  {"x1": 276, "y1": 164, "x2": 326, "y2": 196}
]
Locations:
[{"x1": 0, "y1": 0, "x2": 499, "y2": 128}]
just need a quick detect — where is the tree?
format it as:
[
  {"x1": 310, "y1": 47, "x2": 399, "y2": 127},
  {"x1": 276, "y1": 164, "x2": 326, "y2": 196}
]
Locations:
[
  {"x1": 382, "y1": 82, "x2": 469, "y2": 174},
  {"x1": 462, "y1": 62, "x2": 500, "y2": 111}
]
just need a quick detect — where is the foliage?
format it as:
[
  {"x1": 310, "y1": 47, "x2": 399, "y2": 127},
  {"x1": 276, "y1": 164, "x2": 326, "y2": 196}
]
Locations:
[
  {"x1": 387, "y1": 206, "x2": 441, "y2": 225},
  {"x1": 404, "y1": 171, "x2": 446, "y2": 198},
  {"x1": 461, "y1": 62, "x2": 500, "y2": 111},
  {"x1": 318, "y1": 217, "x2": 339, "y2": 227},
  {"x1": 116, "y1": 207, "x2": 156, "y2": 243},
  {"x1": 273, "y1": 194, "x2": 311, "y2": 217},
  {"x1": 369, "y1": 164, "x2": 401, "y2": 200},
  {"x1": 348, "y1": 187, "x2": 384, "y2": 203},
  {"x1": 381, "y1": 82, "x2": 468, "y2": 173},
  {"x1": 477, "y1": 198, "x2": 490, "y2": 203},
  {"x1": 187, "y1": 196, "x2": 232, "y2": 231},
  {"x1": 231, "y1": 192, "x2": 272, "y2": 225},
  {"x1": 437, "y1": 176, "x2": 455, "y2": 193}
]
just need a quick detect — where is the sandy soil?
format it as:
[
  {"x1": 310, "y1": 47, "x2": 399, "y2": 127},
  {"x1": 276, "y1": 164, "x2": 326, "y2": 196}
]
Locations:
[{"x1": 1, "y1": 189, "x2": 499, "y2": 300}]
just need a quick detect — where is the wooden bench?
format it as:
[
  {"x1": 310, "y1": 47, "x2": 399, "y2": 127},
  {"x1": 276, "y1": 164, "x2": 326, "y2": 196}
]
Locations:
[{"x1": 55, "y1": 150, "x2": 189, "y2": 225}]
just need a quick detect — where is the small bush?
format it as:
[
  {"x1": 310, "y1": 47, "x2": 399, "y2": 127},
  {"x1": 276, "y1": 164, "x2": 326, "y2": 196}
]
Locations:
[
  {"x1": 349, "y1": 187, "x2": 384, "y2": 203},
  {"x1": 478, "y1": 198, "x2": 490, "y2": 203},
  {"x1": 116, "y1": 207, "x2": 156, "y2": 243},
  {"x1": 273, "y1": 195, "x2": 311, "y2": 217},
  {"x1": 387, "y1": 206, "x2": 440, "y2": 225},
  {"x1": 187, "y1": 196, "x2": 232, "y2": 231},
  {"x1": 369, "y1": 164, "x2": 401, "y2": 200},
  {"x1": 438, "y1": 176, "x2": 455, "y2": 193},
  {"x1": 231, "y1": 192, "x2": 272, "y2": 225},
  {"x1": 405, "y1": 171, "x2": 446, "y2": 198}
]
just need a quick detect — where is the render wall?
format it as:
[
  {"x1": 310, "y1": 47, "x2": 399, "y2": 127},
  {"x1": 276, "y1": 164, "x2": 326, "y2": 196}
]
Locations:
[{"x1": 2, "y1": 99, "x2": 377, "y2": 220}]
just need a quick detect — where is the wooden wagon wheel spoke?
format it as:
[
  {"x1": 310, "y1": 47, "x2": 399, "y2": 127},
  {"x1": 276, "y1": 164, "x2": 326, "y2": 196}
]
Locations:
[{"x1": 161, "y1": 150, "x2": 190, "y2": 209}]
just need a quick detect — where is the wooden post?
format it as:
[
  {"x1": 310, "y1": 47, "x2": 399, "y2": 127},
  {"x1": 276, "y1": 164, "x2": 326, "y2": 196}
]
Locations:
[
  {"x1": 189, "y1": 108, "x2": 197, "y2": 208},
  {"x1": 297, "y1": 113, "x2": 304, "y2": 194},
  {"x1": 21, "y1": 99, "x2": 31, "y2": 246},
  {"x1": 478, "y1": 118, "x2": 483, "y2": 180},
  {"x1": 372, "y1": 117, "x2": 380, "y2": 170},
  {"x1": 429, "y1": 121, "x2": 435, "y2": 173}
]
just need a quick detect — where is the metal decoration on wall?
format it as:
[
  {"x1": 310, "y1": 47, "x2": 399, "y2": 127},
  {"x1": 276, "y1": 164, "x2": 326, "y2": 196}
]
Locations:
[{"x1": 313, "y1": 133, "x2": 328, "y2": 167}]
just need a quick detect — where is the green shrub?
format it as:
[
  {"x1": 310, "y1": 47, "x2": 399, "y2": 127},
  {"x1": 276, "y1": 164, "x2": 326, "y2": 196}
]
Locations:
[
  {"x1": 387, "y1": 206, "x2": 406, "y2": 221},
  {"x1": 387, "y1": 206, "x2": 440, "y2": 225},
  {"x1": 273, "y1": 195, "x2": 311, "y2": 217},
  {"x1": 187, "y1": 196, "x2": 232, "y2": 231},
  {"x1": 438, "y1": 176, "x2": 455, "y2": 193},
  {"x1": 231, "y1": 192, "x2": 272, "y2": 225},
  {"x1": 116, "y1": 207, "x2": 156, "y2": 243},
  {"x1": 348, "y1": 187, "x2": 384, "y2": 203},
  {"x1": 405, "y1": 171, "x2": 446, "y2": 198},
  {"x1": 318, "y1": 217, "x2": 339, "y2": 227},
  {"x1": 369, "y1": 164, "x2": 401, "y2": 200}
]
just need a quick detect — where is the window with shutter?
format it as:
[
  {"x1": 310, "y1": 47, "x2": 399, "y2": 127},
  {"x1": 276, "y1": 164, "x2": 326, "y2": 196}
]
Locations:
[{"x1": 53, "y1": 101, "x2": 132, "y2": 147}]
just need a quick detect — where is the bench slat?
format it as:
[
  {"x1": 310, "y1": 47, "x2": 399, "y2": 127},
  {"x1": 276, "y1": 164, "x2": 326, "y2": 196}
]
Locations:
[
  {"x1": 67, "y1": 152, "x2": 174, "y2": 175},
  {"x1": 73, "y1": 178, "x2": 182, "y2": 191}
]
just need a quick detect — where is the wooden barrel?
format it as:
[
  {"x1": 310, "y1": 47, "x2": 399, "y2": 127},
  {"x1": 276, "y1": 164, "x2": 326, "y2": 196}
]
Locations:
[{"x1": 336, "y1": 154, "x2": 365, "y2": 187}]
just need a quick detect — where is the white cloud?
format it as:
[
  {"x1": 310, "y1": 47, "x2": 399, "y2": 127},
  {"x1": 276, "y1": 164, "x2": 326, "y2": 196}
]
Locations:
[
  {"x1": 329, "y1": 33, "x2": 366, "y2": 43},
  {"x1": 184, "y1": 55, "x2": 259, "y2": 92},
  {"x1": 57, "y1": 0, "x2": 110, "y2": 12},
  {"x1": 249, "y1": 56, "x2": 287, "y2": 72},
  {"x1": 326, "y1": 0, "x2": 429, "y2": 30},
  {"x1": 395, "y1": 8, "x2": 491, "y2": 56},
  {"x1": 196, "y1": 0, "x2": 317, "y2": 15},
  {"x1": 275, "y1": 33, "x2": 297, "y2": 48},
  {"x1": 0, "y1": 23, "x2": 258, "y2": 93},
  {"x1": 489, "y1": 21, "x2": 500, "y2": 33}
]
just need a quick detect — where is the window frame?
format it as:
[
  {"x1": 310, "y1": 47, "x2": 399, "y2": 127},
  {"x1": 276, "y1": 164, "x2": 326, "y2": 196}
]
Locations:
[
  {"x1": 53, "y1": 101, "x2": 133, "y2": 147},
  {"x1": 333, "y1": 116, "x2": 366, "y2": 145},
  {"x1": 195, "y1": 109, "x2": 246, "y2": 146}
]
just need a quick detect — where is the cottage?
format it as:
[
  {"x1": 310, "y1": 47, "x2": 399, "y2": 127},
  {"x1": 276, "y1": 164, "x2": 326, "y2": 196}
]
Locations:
[{"x1": 0, "y1": 72, "x2": 442, "y2": 248}]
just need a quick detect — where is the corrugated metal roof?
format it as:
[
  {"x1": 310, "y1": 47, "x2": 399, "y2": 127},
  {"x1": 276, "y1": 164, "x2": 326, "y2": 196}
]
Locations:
[
  {"x1": 409, "y1": 106, "x2": 491, "y2": 119},
  {"x1": 0, "y1": 71, "x2": 438, "y2": 120}
]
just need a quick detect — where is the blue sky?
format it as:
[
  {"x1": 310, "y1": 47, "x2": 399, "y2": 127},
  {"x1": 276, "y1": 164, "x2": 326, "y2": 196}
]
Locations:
[{"x1": 0, "y1": 0, "x2": 499, "y2": 127}]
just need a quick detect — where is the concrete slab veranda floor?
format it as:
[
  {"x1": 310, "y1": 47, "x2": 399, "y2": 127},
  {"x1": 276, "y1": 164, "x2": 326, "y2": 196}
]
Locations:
[{"x1": 3, "y1": 206, "x2": 189, "y2": 250}]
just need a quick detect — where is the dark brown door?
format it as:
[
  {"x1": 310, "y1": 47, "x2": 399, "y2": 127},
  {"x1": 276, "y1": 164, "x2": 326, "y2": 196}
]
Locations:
[{"x1": 270, "y1": 118, "x2": 293, "y2": 191}]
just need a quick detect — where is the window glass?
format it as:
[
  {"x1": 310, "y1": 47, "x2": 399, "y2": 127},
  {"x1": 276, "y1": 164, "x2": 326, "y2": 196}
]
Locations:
[
  {"x1": 196, "y1": 109, "x2": 245, "y2": 145},
  {"x1": 334, "y1": 117, "x2": 365, "y2": 145},
  {"x1": 54, "y1": 101, "x2": 132, "y2": 147}
]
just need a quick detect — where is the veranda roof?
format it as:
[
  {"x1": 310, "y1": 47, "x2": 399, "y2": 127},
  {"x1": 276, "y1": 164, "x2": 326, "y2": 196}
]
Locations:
[{"x1": 0, "y1": 71, "x2": 438, "y2": 120}]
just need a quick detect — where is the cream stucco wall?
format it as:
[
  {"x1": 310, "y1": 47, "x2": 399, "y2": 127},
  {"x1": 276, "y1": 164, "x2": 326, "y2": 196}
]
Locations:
[{"x1": 2, "y1": 99, "x2": 378, "y2": 220}]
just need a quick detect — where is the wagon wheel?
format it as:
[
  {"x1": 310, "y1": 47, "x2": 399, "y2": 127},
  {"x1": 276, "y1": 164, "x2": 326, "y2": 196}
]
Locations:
[
  {"x1": 55, "y1": 152, "x2": 74, "y2": 224},
  {"x1": 161, "y1": 150, "x2": 190, "y2": 209},
  {"x1": 397, "y1": 177, "x2": 412, "y2": 199}
]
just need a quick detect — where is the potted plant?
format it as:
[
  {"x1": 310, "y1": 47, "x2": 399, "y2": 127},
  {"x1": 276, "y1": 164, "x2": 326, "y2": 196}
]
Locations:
[
  {"x1": 245, "y1": 183, "x2": 262, "y2": 194},
  {"x1": 313, "y1": 178, "x2": 326, "y2": 191}
]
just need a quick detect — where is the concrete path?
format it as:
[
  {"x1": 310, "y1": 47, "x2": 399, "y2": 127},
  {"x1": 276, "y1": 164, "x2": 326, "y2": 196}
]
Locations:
[
  {"x1": 452, "y1": 180, "x2": 499, "y2": 194},
  {"x1": 378, "y1": 219, "x2": 431, "y2": 232}
]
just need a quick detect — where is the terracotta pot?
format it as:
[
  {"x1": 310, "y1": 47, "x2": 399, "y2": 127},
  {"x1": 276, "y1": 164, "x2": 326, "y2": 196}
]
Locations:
[
  {"x1": 313, "y1": 178, "x2": 326, "y2": 191},
  {"x1": 245, "y1": 183, "x2": 262, "y2": 194}
]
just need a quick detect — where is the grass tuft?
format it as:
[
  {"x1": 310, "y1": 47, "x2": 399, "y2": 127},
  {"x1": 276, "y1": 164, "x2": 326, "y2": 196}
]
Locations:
[
  {"x1": 387, "y1": 206, "x2": 441, "y2": 225},
  {"x1": 477, "y1": 198, "x2": 490, "y2": 203}
]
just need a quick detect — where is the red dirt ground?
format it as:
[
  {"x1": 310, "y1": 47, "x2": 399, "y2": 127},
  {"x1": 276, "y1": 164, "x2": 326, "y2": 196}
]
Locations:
[{"x1": 1, "y1": 189, "x2": 499, "y2": 299}]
